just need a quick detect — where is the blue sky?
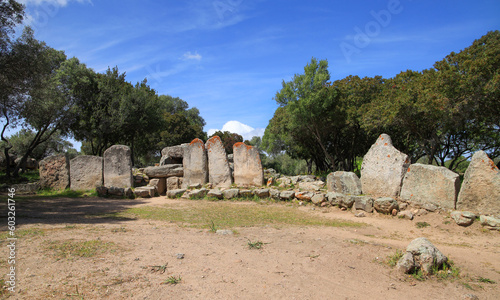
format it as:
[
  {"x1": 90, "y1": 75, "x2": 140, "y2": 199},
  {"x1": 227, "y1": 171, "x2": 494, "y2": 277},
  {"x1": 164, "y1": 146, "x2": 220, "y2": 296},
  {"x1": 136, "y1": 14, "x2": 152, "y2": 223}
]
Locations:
[{"x1": 18, "y1": 0, "x2": 500, "y2": 146}]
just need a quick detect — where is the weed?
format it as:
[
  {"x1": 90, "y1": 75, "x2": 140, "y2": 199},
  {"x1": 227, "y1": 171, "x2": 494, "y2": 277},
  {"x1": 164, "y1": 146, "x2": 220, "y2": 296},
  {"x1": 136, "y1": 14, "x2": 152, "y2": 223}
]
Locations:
[
  {"x1": 416, "y1": 222, "x2": 430, "y2": 229},
  {"x1": 461, "y1": 282, "x2": 474, "y2": 290},
  {"x1": 247, "y1": 239, "x2": 265, "y2": 249},
  {"x1": 66, "y1": 285, "x2": 84, "y2": 299},
  {"x1": 209, "y1": 220, "x2": 218, "y2": 233},
  {"x1": 111, "y1": 227, "x2": 127, "y2": 233},
  {"x1": 150, "y1": 263, "x2": 168, "y2": 274},
  {"x1": 477, "y1": 277, "x2": 496, "y2": 284},
  {"x1": 386, "y1": 249, "x2": 404, "y2": 267},
  {"x1": 435, "y1": 260, "x2": 461, "y2": 280},
  {"x1": 443, "y1": 220, "x2": 451, "y2": 225},
  {"x1": 163, "y1": 275, "x2": 182, "y2": 285}
]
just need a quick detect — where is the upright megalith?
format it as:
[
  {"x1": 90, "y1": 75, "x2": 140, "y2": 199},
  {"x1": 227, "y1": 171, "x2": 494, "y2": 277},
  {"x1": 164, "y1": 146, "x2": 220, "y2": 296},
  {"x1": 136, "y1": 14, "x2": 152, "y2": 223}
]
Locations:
[
  {"x1": 39, "y1": 155, "x2": 70, "y2": 190},
  {"x1": 457, "y1": 151, "x2": 500, "y2": 215},
  {"x1": 400, "y1": 163, "x2": 460, "y2": 210},
  {"x1": 206, "y1": 136, "x2": 233, "y2": 188},
  {"x1": 360, "y1": 134, "x2": 410, "y2": 197},
  {"x1": 182, "y1": 138, "x2": 208, "y2": 188},
  {"x1": 103, "y1": 145, "x2": 133, "y2": 189},
  {"x1": 70, "y1": 155, "x2": 103, "y2": 191},
  {"x1": 233, "y1": 142, "x2": 264, "y2": 187}
]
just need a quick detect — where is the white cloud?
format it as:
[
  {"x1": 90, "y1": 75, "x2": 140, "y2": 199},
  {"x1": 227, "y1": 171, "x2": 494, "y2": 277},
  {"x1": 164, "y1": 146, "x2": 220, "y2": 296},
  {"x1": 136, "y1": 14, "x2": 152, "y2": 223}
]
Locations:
[
  {"x1": 182, "y1": 51, "x2": 202, "y2": 61},
  {"x1": 208, "y1": 121, "x2": 265, "y2": 141}
]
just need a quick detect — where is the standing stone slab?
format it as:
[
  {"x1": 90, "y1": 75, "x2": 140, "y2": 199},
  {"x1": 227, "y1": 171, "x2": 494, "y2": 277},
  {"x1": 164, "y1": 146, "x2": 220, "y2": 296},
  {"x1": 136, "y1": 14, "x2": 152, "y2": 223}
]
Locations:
[
  {"x1": 327, "y1": 171, "x2": 362, "y2": 195},
  {"x1": 400, "y1": 163, "x2": 460, "y2": 210},
  {"x1": 39, "y1": 155, "x2": 70, "y2": 190},
  {"x1": 457, "y1": 151, "x2": 500, "y2": 215},
  {"x1": 103, "y1": 145, "x2": 133, "y2": 189},
  {"x1": 233, "y1": 142, "x2": 264, "y2": 187},
  {"x1": 182, "y1": 138, "x2": 208, "y2": 188},
  {"x1": 206, "y1": 136, "x2": 233, "y2": 188},
  {"x1": 70, "y1": 155, "x2": 103, "y2": 191},
  {"x1": 361, "y1": 134, "x2": 410, "y2": 197}
]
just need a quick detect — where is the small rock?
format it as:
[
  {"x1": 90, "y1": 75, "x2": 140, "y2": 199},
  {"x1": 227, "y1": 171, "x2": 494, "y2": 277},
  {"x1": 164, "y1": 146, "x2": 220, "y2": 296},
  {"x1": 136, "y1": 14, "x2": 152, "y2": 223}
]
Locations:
[
  {"x1": 176, "y1": 253, "x2": 185, "y2": 259},
  {"x1": 355, "y1": 212, "x2": 366, "y2": 218},
  {"x1": 399, "y1": 203, "x2": 408, "y2": 210},
  {"x1": 462, "y1": 294, "x2": 479, "y2": 300},
  {"x1": 311, "y1": 193, "x2": 326, "y2": 205},
  {"x1": 423, "y1": 203, "x2": 438, "y2": 212},
  {"x1": 451, "y1": 211, "x2": 475, "y2": 227},
  {"x1": 216, "y1": 229, "x2": 234, "y2": 235},
  {"x1": 479, "y1": 215, "x2": 500, "y2": 230},
  {"x1": 415, "y1": 209, "x2": 428, "y2": 216},
  {"x1": 397, "y1": 210, "x2": 414, "y2": 220},
  {"x1": 391, "y1": 209, "x2": 398, "y2": 216}
]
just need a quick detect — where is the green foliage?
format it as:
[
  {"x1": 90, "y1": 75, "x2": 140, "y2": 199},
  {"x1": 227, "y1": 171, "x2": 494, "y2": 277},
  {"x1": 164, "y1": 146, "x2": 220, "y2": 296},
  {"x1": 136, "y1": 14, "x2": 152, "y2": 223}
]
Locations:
[
  {"x1": 163, "y1": 275, "x2": 182, "y2": 285},
  {"x1": 36, "y1": 188, "x2": 97, "y2": 198},
  {"x1": 209, "y1": 130, "x2": 243, "y2": 154},
  {"x1": 416, "y1": 222, "x2": 430, "y2": 229},
  {"x1": 247, "y1": 239, "x2": 264, "y2": 250},
  {"x1": 385, "y1": 249, "x2": 404, "y2": 267}
]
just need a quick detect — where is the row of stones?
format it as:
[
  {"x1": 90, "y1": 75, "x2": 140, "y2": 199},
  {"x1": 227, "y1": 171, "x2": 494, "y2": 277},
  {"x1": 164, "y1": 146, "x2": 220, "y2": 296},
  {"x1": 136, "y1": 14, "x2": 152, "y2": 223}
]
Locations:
[{"x1": 327, "y1": 134, "x2": 499, "y2": 216}]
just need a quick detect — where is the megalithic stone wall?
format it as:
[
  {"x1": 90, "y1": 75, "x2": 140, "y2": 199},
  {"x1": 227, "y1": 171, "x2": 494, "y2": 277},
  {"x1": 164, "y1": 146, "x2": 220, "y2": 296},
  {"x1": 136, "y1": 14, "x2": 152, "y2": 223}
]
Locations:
[
  {"x1": 182, "y1": 138, "x2": 208, "y2": 188},
  {"x1": 361, "y1": 134, "x2": 410, "y2": 197},
  {"x1": 103, "y1": 145, "x2": 133, "y2": 188},
  {"x1": 456, "y1": 151, "x2": 500, "y2": 215},
  {"x1": 39, "y1": 154, "x2": 70, "y2": 190},
  {"x1": 400, "y1": 163, "x2": 460, "y2": 210},
  {"x1": 206, "y1": 136, "x2": 233, "y2": 188},
  {"x1": 233, "y1": 142, "x2": 264, "y2": 187},
  {"x1": 70, "y1": 155, "x2": 103, "y2": 191}
]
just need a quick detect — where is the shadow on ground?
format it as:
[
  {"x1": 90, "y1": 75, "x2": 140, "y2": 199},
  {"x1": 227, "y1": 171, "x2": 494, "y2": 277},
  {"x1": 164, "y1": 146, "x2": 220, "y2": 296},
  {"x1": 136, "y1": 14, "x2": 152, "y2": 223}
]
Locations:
[{"x1": 0, "y1": 196, "x2": 148, "y2": 227}]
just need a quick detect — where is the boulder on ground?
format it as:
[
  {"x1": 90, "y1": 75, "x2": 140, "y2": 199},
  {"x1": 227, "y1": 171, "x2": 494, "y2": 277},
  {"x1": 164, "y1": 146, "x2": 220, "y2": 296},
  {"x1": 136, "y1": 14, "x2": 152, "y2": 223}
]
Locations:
[
  {"x1": 298, "y1": 180, "x2": 324, "y2": 191},
  {"x1": 182, "y1": 139, "x2": 208, "y2": 188},
  {"x1": 148, "y1": 178, "x2": 166, "y2": 195},
  {"x1": 326, "y1": 192, "x2": 344, "y2": 206},
  {"x1": 207, "y1": 189, "x2": 223, "y2": 199},
  {"x1": 327, "y1": 171, "x2": 362, "y2": 195},
  {"x1": 233, "y1": 142, "x2": 264, "y2": 187},
  {"x1": 360, "y1": 134, "x2": 410, "y2": 197},
  {"x1": 400, "y1": 163, "x2": 460, "y2": 210},
  {"x1": 397, "y1": 210, "x2": 414, "y2": 220},
  {"x1": 269, "y1": 188, "x2": 280, "y2": 200},
  {"x1": 70, "y1": 155, "x2": 103, "y2": 191},
  {"x1": 339, "y1": 195, "x2": 355, "y2": 209},
  {"x1": 167, "y1": 189, "x2": 186, "y2": 199},
  {"x1": 353, "y1": 196, "x2": 374, "y2": 213},
  {"x1": 223, "y1": 189, "x2": 240, "y2": 199},
  {"x1": 280, "y1": 190, "x2": 295, "y2": 201},
  {"x1": 311, "y1": 193, "x2": 326, "y2": 205},
  {"x1": 239, "y1": 189, "x2": 253, "y2": 198},
  {"x1": 374, "y1": 197, "x2": 399, "y2": 214},
  {"x1": 450, "y1": 211, "x2": 476, "y2": 227},
  {"x1": 479, "y1": 215, "x2": 500, "y2": 230},
  {"x1": 39, "y1": 155, "x2": 70, "y2": 190},
  {"x1": 396, "y1": 237, "x2": 448, "y2": 275},
  {"x1": 206, "y1": 136, "x2": 233, "y2": 188},
  {"x1": 295, "y1": 191, "x2": 314, "y2": 202},
  {"x1": 107, "y1": 186, "x2": 134, "y2": 198},
  {"x1": 103, "y1": 145, "x2": 133, "y2": 189},
  {"x1": 456, "y1": 151, "x2": 500, "y2": 215},
  {"x1": 254, "y1": 188, "x2": 270, "y2": 198},
  {"x1": 189, "y1": 188, "x2": 208, "y2": 199},
  {"x1": 134, "y1": 186, "x2": 157, "y2": 198}
]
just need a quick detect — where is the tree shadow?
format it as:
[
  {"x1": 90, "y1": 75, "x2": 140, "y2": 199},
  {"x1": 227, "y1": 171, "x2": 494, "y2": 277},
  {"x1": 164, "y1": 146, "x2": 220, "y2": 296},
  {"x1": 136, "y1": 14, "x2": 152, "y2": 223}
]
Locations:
[{"x1": 0, "y1": 196, "x2": 150, "y2": 227}]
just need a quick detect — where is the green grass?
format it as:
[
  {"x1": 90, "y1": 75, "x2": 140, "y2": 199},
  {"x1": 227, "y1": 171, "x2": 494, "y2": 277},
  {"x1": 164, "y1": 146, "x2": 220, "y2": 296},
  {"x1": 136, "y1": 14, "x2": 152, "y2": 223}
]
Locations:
[
  {"x1": 163, "y1": 275, "x2": 182, "y2": 285},
  {"x1": 477, "y1": 277, "x2": 496, "y2": 284},
  {"x1": 385, "y1": 249, "x2": 404, "y2": 267},
  {"x1": 112, "y1": 201, "x2": 365, "y2": 230},
  {"x1": 36, "y1": 188, "x2": 98, "y2": 198},
  {"x1": 0, "y1": 169, "x2": 40, "y2": 184},
  {"x1": 416, "y1": 222, "x2": 430, "y2": 229},
  {"x1": 247, "y1": 239, "x2": 264, "y2": 249},
  {"x1": 47, "y1": 239, "x2": 117, "y2": 259},
  {"x1": 0, "y1": 228, "x2": 46, "y2": 243}
]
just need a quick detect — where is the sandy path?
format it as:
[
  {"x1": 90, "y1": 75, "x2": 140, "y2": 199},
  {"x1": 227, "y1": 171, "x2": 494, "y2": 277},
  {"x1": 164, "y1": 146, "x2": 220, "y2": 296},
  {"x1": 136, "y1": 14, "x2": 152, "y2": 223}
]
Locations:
[{"x1": 1, "y1": 196, "x2": 499, "y2": 299}]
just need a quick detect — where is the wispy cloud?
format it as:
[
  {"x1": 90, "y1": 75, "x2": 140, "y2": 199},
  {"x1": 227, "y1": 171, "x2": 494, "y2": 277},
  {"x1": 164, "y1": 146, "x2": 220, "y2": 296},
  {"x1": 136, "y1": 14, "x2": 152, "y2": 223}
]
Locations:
[
  {"x1": 19, "y1": 0, "x2": 92, "y2": 6},
  {"x1": 182, "y1": 51, "x2": 202, "y2": 61}
]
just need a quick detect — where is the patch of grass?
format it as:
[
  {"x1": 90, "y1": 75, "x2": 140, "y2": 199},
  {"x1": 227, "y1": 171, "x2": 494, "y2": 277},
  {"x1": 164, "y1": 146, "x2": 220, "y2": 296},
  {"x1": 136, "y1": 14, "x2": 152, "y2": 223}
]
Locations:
[
  {"x1": 0, "y1": 169, "x2": 40, "y2": 184},
  {"x1": 412, "y1": 269, "x2": 426, "y2": 281},
  {"x1": 111, "y1": 227, "x2": 127, "y2": 233},
  {"x1": 163, "y1": 275, "x2": 182, "y2": 285},
  {"x1": 247, "y1": 239, "x2": 264, "y2": 249},
  {"x1": 115, "y1": 201, "x2": 365, "y2": 230},
  {"x1": 477, "y1": 277, "x2": 496, "y2": 284},
  {"x1": 435, "y1": 260, "x2": 461, "y2": 280},
  {"x1": 416, "y1": 222, "x2": 430, "y2": 229},
  {"x1": 386, "y1": 249, "x2": 404, "y2": 267},
  {"x1": 47, "y1": 239, "x2": 117, "y2": 259},
  {"x1": 347, "y1": 239, "x2": 368, "y2": 246},
  {"x1": 36, "y1": 188, "x2": 97, "y2": 198},
  {"x1": 0, "y1": 228, "x2": 45, "y2": 243},
  {"x1": 461, "y1": 282, "x2": 475, "y2": 290}
]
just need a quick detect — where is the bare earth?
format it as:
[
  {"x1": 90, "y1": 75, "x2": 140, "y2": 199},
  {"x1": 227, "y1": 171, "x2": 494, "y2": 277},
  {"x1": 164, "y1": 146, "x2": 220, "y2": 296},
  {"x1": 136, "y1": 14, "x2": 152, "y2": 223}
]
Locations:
[{"x1": 1, "y1": 196, "x2": 499, "y2": 300}]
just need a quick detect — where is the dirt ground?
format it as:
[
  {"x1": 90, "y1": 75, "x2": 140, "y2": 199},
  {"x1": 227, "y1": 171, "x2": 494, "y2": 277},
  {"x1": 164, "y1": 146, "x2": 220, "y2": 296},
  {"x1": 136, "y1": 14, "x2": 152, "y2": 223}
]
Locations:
[{"x1": 1, "y1": 196, "x2": 499, "y2": 300}]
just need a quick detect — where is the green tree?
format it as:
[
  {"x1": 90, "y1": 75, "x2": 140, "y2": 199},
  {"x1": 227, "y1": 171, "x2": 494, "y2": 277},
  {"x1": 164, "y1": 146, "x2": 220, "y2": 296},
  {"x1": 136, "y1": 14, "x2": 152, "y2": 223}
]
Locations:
[{"x1": 209, "y1": 131, "x2": 243, "y2": 154}]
